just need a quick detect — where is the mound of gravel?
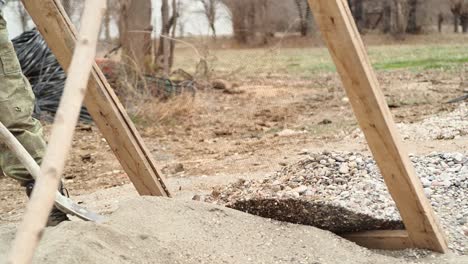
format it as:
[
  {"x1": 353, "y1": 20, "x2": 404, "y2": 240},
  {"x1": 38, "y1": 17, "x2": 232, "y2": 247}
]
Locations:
[
  {"x1": 206, "y1": 151, "x2": 468, "y2": 254},
  {"x1": 397, "y1": 103, "x2": 467, "y2": 140}
]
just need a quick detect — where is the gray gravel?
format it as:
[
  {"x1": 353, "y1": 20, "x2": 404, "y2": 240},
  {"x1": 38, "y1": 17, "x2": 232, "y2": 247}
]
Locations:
[
  {"x1": 207, "y1": 151, "x2": 468, "y2": 255},
  {"x1": 397, "y1": 103, "x2": 467, "y2": 140},
  {"x1": 347, "y1": 103, "x2": 467, "y2": 141}
]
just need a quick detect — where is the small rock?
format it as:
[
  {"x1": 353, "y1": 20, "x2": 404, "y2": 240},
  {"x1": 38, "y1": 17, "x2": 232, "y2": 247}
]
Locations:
[
  {"x1": 192, "y1": 195, "x2": 205, "y2": 202},
  {"x1": 423, "y1": 188, "x2": 432, "y2": 198},
  {"x1": 420, "y1": 178, "x2": 431, "y2": 188},
  {"x1": 299, "y1": 149, "x2": 309, "y2": 155},
  {"x1": 339, "y1": 164, "x2": 349, "y2": 174},
  {"x1": 463, "y1": 227, "x2": 468, "y2": 236},
  {"x1": 453, "y1": 153, "x2": 464, "y2": 163},
  {"x1": 293, "y1": 185, "x2": 308, "y2": 194},
  {"x1": 318, "y1": 119, "x2": 332, "y2": 125},
  {"x1": 442, "y1": 179, "x2": 452, "y2": 188},
  {"x1": 340, "y1": 191, "x2": 350, "y2": 198},
  {"x1": 276, "y1": 129, "x2": 305, "y2": 137},
  {"x1": 272, "y1": 180, "x2": 281, "y2": 185},
  {"x1": 335, "y1": 156, "x2": 345, "y2": 162}
]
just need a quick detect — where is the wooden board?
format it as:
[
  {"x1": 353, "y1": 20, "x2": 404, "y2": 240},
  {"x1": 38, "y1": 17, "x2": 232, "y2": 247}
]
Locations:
[
  {"x1": 342, "y1": 230, "x2": 413, "y2": 250},
  {"x1": 21, "y1": 0, "x2": 170, "y2": 197},
  {"x1": 307, "y1": 0, "x2": 448, "y2": 252}
]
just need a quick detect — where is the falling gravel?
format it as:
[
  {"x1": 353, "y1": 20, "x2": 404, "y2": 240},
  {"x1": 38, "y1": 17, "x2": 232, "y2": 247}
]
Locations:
[{"x1": 206, "y1": 151, "x2": 468, "y2": 255}]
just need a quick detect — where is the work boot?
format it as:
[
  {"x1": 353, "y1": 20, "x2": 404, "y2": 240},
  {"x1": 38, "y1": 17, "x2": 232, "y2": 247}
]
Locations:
[{"x1": 25, "y1": 181, "x2": 70, "y2": 227}]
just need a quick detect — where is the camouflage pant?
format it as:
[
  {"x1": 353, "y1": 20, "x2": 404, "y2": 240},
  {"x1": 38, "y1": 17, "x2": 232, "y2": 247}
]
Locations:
[{"x1": 0, "y1": 12, "x2": 46, "y2": 184}]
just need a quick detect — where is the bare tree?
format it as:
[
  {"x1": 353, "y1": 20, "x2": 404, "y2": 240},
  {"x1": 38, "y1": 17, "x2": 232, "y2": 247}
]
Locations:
[
  {"x1": 198, "y1": 0, "x2": 219, "y2": 39},
  {"x1": 438, "y1": 12, "x2": 444, "y2": 33},
  {"x1": 294, "y1": 0, "x2": 312, "y2": 36},
  {"x1": 451, "y1": 0, "x2": 468, "y2": 33},
  {"x1": 169, "y1": 0, "x2": 179, "y2": 67},
  {"x1": 406, "y1": 0, "x2": 421, "y2": 33},
  {"x1": 118, "y1": 0, "x2": 153, "y2": 73},
  {"x1": 223, "y1": 0, "x2": 273, "y2": 44},
  {"x1": 156, "y1": 0, "x2": 180, "y2": 74},
  {"x1": 348, "y1": 0, "x2": 365, "y2": 32},
  {"x1": 257, "y1": 0, "x2": 274, "y2": 44},
  {"x1": 382, "y1": 0, "x2": 410, "y2": 38},
  {"x1": 223, "y1": 0, "x2": 248, "y2": 43},
  {"x1": 103, "y1": 0, "x2": 112, "y2": 42},
  {"x1": 159, "y1": 0, "x2": 170, "y2": 75}
]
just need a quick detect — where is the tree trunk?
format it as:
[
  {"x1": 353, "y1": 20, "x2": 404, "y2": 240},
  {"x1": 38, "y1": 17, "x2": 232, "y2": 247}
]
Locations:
[
  {"x1": 394, "y1": 0, "x2": 406, "y2": 36},
  {"x1": 295, "y1": 0, "x2": 311, "y2": 37},
  {"x1": 119, "y1": 0, "x2": 153, "y2": 73},
  {"x1": 354, "y1": 0, "x2": 365, "y2": 32},
  {"x1": 383, "y1": 3, "x2": 392, "y2": 33},
  {"x1": 406, "y1": 0, "x2": 420, "y2": 33},
  {"x1": 232, "y1": 8, "x2": 248, "y2": 43},
  {"x1": 246, "y1": 1, "x2": 256, "y2": 43},
  {"x1": 104, "y1": 0, "x2": 111, "y2": 42},
  {"x1": 454, "y1": 13, "x2": 460, "y2": 32},
  {"x1": 256, "y1": 0, "x2": 270, "y2": 44},
  {"x1": 169, "y1": 0, "x2": 178, "y2": 68},
  {"x1": 224, "y1": 0, "x2": 250, "y2": 44},
  {"x1": 157, "y1": 0, "x2": 170, "y2": 75},
  {"x1": 208, "y1": 0, "x2": 217, "y2": 39},
  {"x1": 210, "y1": 22, "x2": 217, "y2": 39},
  {"x1": 462, "y1": 14, "x2": 468, "y2": 32},
  {"x1": 438, "y1": 13, "x2": 444, "y2": 33}
]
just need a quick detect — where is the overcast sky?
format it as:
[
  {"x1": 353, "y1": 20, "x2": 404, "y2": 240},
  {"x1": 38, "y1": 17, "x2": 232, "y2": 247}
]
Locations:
[{"x1": 3, "y1": 0, "x2": 233, "y2": 39}]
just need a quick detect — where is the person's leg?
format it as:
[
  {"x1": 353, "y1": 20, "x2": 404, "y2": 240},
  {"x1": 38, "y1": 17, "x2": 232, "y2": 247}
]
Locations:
[
  {"x1": 0, "y1": 12, "x2": 68, "y2": 226},
  {"x1": 0, "y1": 12, "x2": 46, "y2": 185}
]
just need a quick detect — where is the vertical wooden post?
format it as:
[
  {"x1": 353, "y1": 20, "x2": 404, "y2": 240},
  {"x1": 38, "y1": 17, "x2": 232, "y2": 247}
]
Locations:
[
  {"x1": 8, "y1": 1, "x2": 106, "y2": 263},
  {"x1": 307, "y1": 0, "x2": 448, "y2": 252},
  {"x1": 21, "y1": 0, "x2": 171, "y2": 197}
]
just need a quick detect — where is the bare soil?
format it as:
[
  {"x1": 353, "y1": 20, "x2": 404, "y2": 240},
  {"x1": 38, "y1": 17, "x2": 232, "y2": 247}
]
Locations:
[
  {"x1": 0, "y1": 64, "x2": 467, "y2": 262},
  {"x1": 0, "y1": 68, "x2": 465, "y2": 217}
]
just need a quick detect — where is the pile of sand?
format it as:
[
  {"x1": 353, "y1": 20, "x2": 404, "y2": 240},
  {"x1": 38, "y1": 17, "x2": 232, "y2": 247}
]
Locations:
[{"x1": 0, "y1": 197, "x2": 465, "y2": 263}]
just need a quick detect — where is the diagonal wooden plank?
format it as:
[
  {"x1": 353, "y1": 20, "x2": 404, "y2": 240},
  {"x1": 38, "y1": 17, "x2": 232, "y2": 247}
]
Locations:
[
  {"x1": 21, "y1": 0, "x2": 170, "y2": 197},
  {"x1": 307, "y1": 0, "x2": 447, "y2": 252}
]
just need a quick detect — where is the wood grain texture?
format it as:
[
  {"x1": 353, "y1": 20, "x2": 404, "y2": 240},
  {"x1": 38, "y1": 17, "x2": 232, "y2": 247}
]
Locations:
[
  {"x1": 21, "y1": 0, "x2": 170, "y2": 197},
  {"x1": 307, "y1": 0, "x2": 448, "y2": 252}
]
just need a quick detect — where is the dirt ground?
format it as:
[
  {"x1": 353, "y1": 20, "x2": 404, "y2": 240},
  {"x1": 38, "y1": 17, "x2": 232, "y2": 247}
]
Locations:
[
  {"x1": 0, "y1": 41, "x2": 467, "y2": 262},
  {"x1": 1, "y1": 68, "x2": 465, "y2": 218}
]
